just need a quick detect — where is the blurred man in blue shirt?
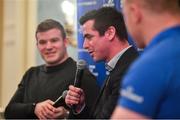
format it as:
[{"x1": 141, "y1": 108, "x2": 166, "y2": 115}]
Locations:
[{"x1": 112, "y1": 0, "x2": 180, "y2": 119}]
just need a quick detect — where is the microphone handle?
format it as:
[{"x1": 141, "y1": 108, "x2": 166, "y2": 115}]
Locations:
[
  {"x1": 74, "y1": 69, "x2": 84, "y2": 88},
  {"x1": 73, "y1": 69, "x2": 84, "y2": 110}
]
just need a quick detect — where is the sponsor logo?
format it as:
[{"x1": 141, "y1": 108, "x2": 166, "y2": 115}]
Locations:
[
  {"x1": 121, "y1": 86, "x2": 144, "y2": 103},
  {"x1": 78, "y1": 1, "x2": 97, "y2": 6},
  {"x1": 103, "y1": 0, "x2": 115, "y2": 7},
  {"x1": 89, "y1": 65, "x2": 99, "y2": 76}
]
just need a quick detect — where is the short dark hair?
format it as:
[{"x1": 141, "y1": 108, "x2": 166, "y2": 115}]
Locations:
[
  {"x1": 79, "y1": 7, "x2": 128, "y2": 41},
  {"x1": 35, "y1": 19, "x2": 66, "y2": 39},
  {"x1": 79, "y1": 10, "x2": 97, "y2": 25}
]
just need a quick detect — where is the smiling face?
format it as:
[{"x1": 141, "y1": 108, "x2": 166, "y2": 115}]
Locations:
[
  {"x1": 36, "y1": 28, "x2": 68, "y2": 66},
  {"x1": 82, "y1": 20, "x2": 109, "y2": 62}
]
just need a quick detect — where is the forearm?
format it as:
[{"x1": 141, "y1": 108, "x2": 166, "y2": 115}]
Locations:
[{"x1": 4, "y1": 103, "x2": 36, "y2": 119}]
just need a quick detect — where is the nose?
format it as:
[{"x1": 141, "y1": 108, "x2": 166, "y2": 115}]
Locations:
[
  {"x1": 46, "y1": 41, "x2": 53, "y2": 50},
  {"x1": 83, "y1": 39, "x2": 89, "y2": 49}
]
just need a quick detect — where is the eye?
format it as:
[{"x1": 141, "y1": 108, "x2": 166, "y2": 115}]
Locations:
[
  {"x1": 84, "y1": 34, "x2": 94, "y2": 41},
  {"x1": 38, "y1": 40, "x2": 46, "y2": 45},
  {"x1": 51, "y1": 38, "x2": 59, "y2": 43}
]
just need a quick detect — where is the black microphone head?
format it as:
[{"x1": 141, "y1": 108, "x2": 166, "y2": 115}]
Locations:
[{"x1": 77, "y1": 59, "x2": 86, "y2": 70}]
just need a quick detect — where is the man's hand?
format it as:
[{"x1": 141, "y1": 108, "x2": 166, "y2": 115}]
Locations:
[
  {"x1": 34, "y1": 99, "x2": 68, "y2": 119},
  {"x1": 51, "y1": 106, "x2": 69, "y2": 119},
  {"x1": 65, "y1": 85, "x2": 85, "y2": 113}
]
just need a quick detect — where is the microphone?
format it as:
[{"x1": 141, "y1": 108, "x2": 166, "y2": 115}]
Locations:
[
  {"x1": 53, "y1": 90, "x2": 67, "y2": 108},
  {"x1": 72, "y1": 60, "x2": 86, "y2": 111},
  {"x1": 73, "y1": 59, "x2": 86, "y2": 88}
]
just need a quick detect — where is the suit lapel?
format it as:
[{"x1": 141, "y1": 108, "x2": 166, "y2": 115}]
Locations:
[
  {"x1": 91, "y1": 46, "x2": 138, "y2": 118},
  {"x1": 90, "y1": 74, "x2": 110, "y2": 116}
]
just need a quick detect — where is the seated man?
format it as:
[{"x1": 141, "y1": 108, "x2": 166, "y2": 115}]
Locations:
[{"x1": 4, "y1": 19, "x2": 99, "y2": 119}]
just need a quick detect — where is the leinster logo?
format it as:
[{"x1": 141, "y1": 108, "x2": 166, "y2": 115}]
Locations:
[{"x1": 103, "y1": 0, "x2": 115, "y2": 7}]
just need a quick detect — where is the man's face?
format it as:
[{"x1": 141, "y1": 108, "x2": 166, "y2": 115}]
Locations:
[
  {"x1": 36, "y1": 28, "x2": 67, "y2": 66},
  {"x1": 82, "y1": 20, "x2": 109, "y2": 62}
]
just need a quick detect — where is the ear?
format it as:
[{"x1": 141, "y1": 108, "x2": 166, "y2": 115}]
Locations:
[
  {"x1": 36, "y1": 40, "x2": 40, "y2": 48},
  {"x1": 64, "y1": 38, "x2": 68, "y2": 47},
  {"x1": 36, "y1": 41, "x2": 38, "y2": 46},
  {"x1": 130, "y1": 4, "x2": 142, "y2": 24},
  {"x1": 104, "y1": 26, "x2": 116, "y2": 41}
]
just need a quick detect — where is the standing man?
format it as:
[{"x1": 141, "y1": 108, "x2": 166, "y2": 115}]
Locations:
[
  {"x1": 4, "y1": 19, "x2": 99, "y2": 119},
  {"x1": 65, "y1": 7, "x2": 138, "y2": 119},
  {"x1": 112, "y1": 0, "x2": 180, "y2": 119}
]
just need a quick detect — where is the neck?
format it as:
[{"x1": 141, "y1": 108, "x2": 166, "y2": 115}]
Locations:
[
  {"x1": 46, "y1": 54, "x2": 69, "y2": 67},
  {"x1": 142, "y1": 13, "x2": 180, "y2": 46},
  {"x1": 106, "y1": 39, "x2": 130, "y2": 62}
]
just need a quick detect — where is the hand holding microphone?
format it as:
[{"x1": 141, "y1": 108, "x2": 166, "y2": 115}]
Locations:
[
  {"x1": 53, "y1": 60, "x2": 86, "y2": 108},
  {"x1": 65, "y1": 60, "x2": 86, "y2": 113},
  {"x1": 65, "y1": 85, "x2": 85, "y2": 113}
]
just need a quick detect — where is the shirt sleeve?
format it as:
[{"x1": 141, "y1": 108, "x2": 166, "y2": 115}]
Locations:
[
  {"x1": 118, "y1": 57, "x2": 170, "y2": 118},
  {"x1": 4, "y1": 68, "x2": 36, "y2": 118}
]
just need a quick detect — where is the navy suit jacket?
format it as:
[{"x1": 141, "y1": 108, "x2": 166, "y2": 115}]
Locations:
[{"x1": 69, "y1": 46, "x2": 139, "y2": 119}]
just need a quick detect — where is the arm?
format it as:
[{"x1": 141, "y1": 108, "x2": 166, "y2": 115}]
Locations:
[
  {"x1": 5, "y1": 89, "x2": 68, "y2": 119},
  {"x1": 66, "y1": 68, "x2": 100, "y2": 119},
  {"x1": 5, "y1": 67, "x2": 69, "y2": 119},
  {"x1": 111, "y1": 106, "x2": 148, "y2": 119},
  {"x1": 4, "y1": 71, "x2": 36, "y2": 118}
]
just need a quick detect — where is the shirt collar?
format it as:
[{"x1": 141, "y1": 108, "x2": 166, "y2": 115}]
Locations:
[
  {"x1": 145, "y1": 25, "x2": 180, "y2": 52},
  {"x1": 106, "y1": 45, "x2": 132, "y2": 72}
]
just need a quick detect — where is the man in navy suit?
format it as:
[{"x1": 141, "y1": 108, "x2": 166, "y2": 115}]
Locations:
[{"x1": 65, "y1": 7, "x2": 138, "y2": 119}]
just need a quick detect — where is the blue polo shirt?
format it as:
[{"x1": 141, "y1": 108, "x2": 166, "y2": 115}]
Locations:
[{"x1": 118, "y1": 25, "x2": 180, "y2": 119}]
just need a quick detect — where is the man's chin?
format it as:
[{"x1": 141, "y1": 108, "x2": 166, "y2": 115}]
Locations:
[
  {"x1": 45, "y1": 60, "x2": 58, "y2": 65},
  {"x1": 92, "y1": 57, "x2": 103, "y2": 62}
]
